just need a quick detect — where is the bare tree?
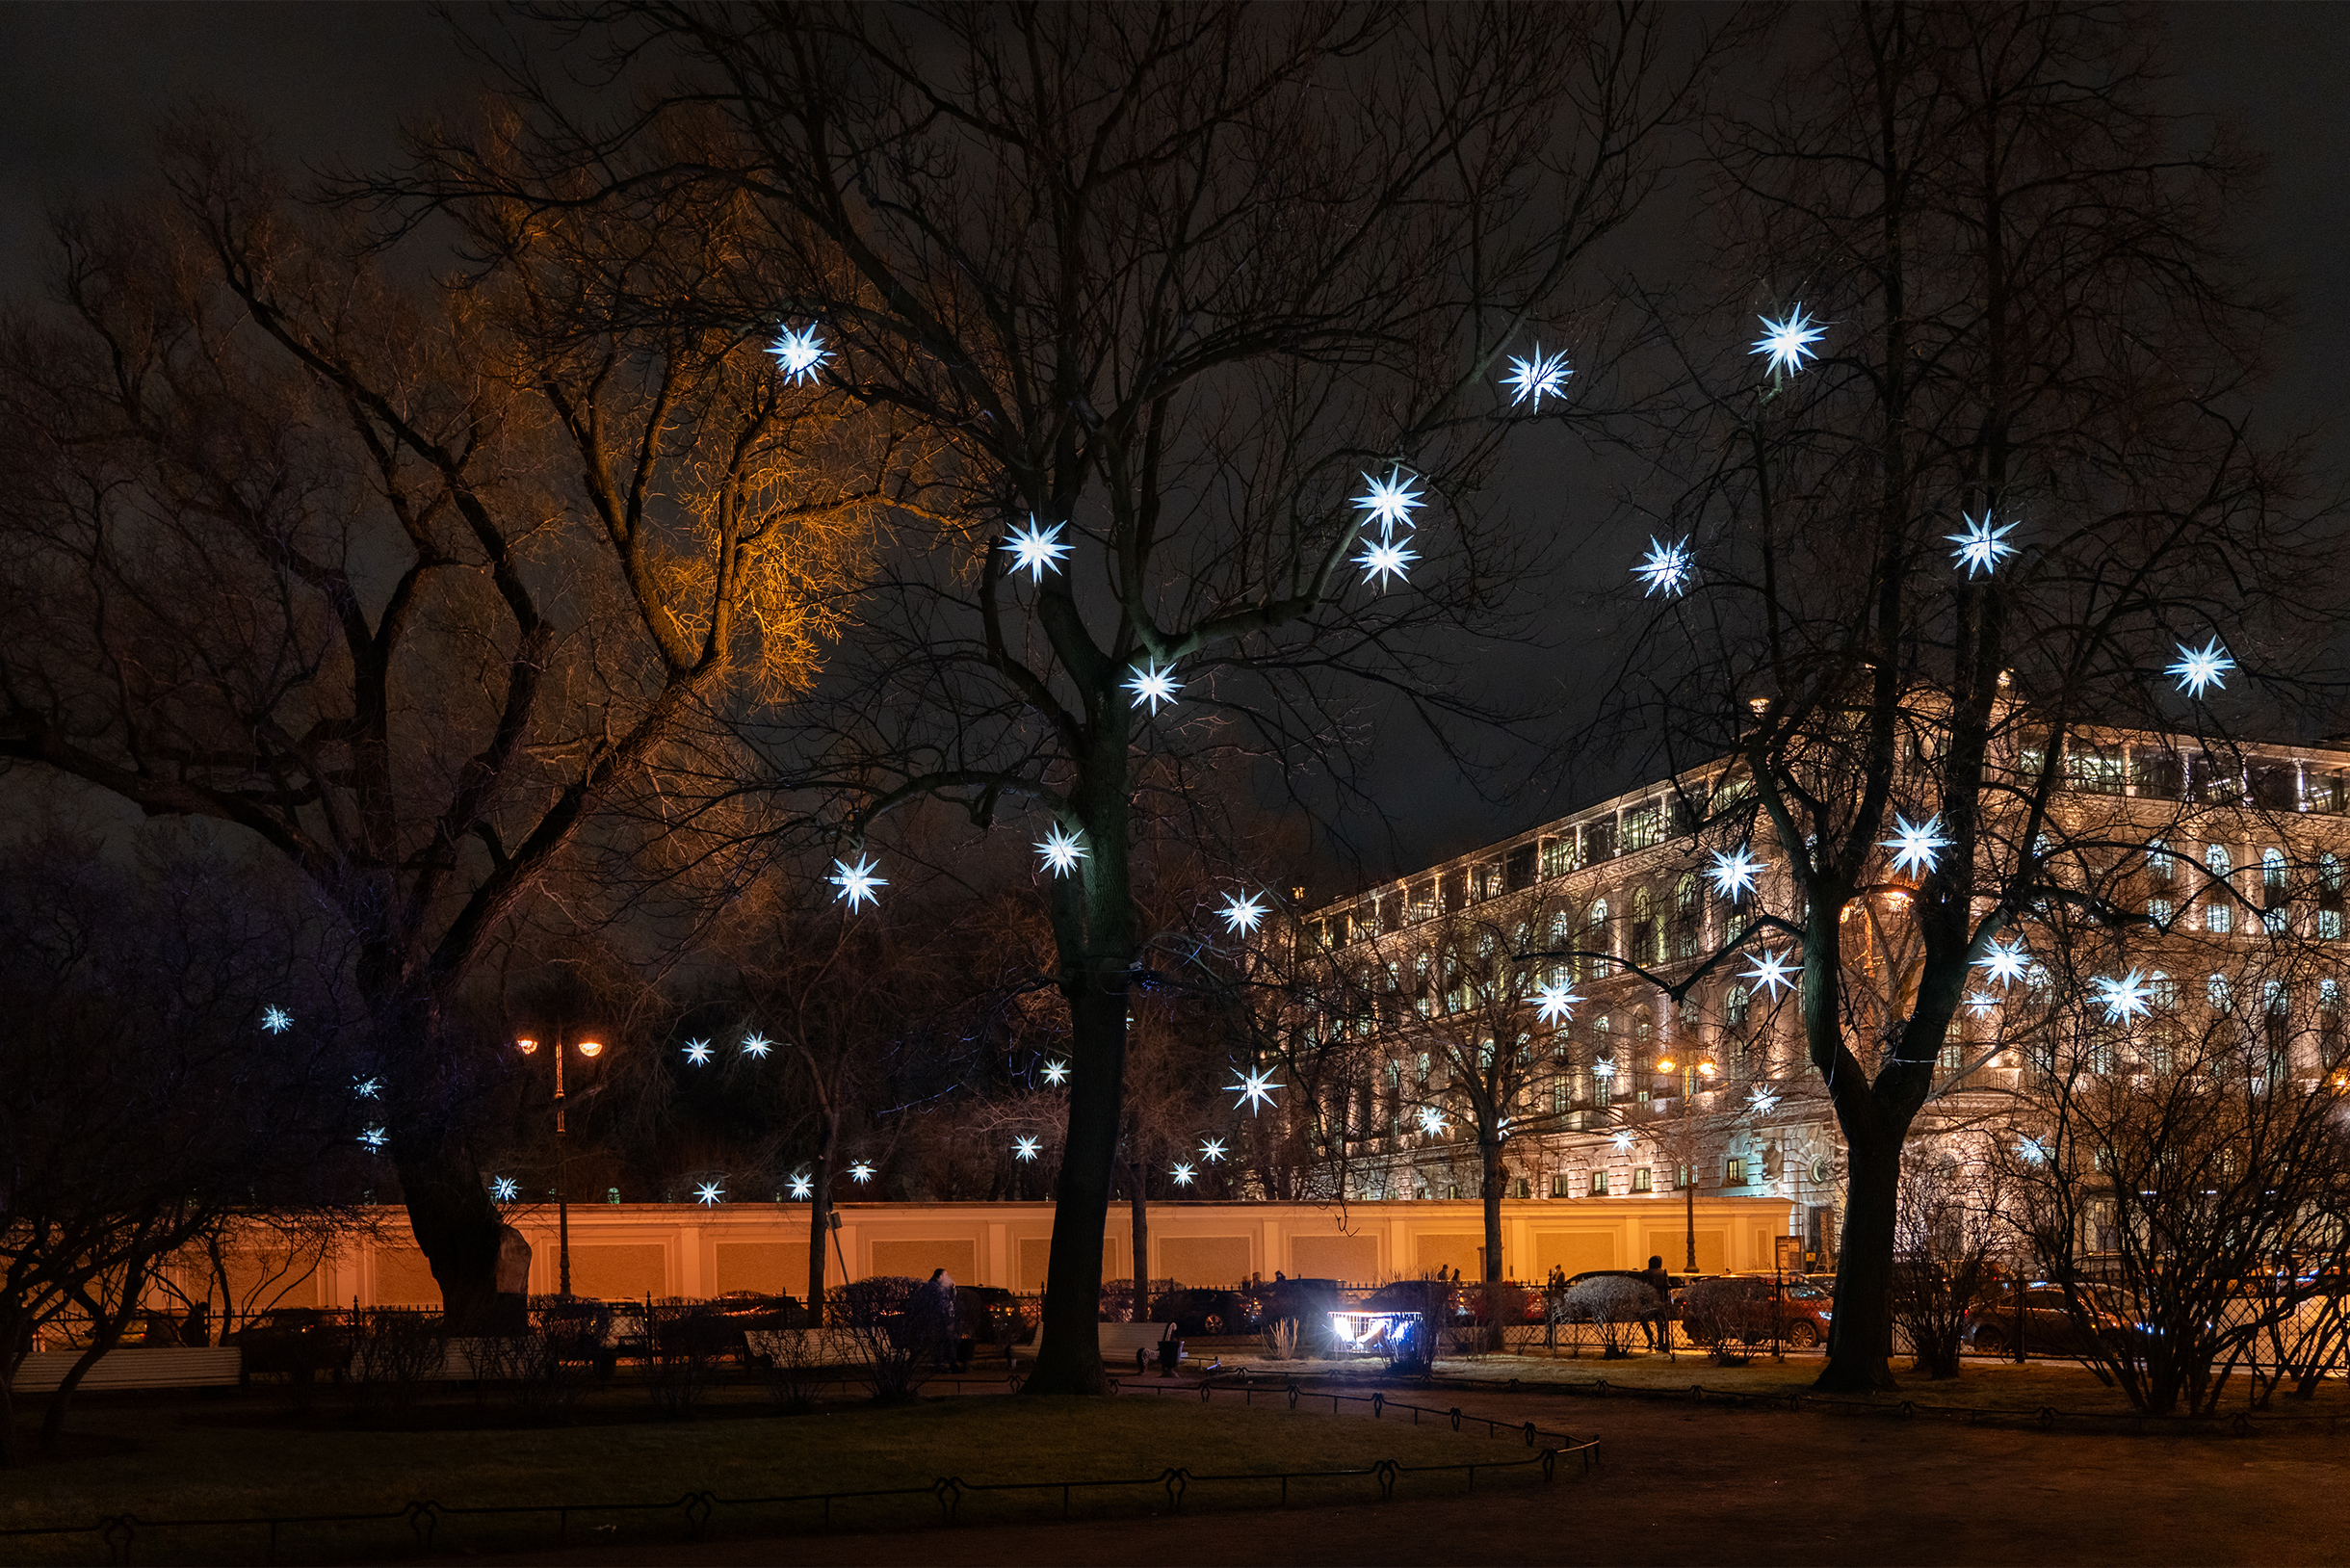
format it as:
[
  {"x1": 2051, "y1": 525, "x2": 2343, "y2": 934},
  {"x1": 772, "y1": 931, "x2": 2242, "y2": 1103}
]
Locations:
[{"x1": 1890, "y1": 1140, "x2": 2012, "y2": 1379}]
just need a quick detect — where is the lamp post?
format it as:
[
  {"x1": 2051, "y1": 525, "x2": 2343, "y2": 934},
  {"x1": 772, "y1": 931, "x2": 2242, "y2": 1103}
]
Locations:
[
  {"x1": 516, "y1": 1032, "x2": 604, "y2": 1297},
  {"x1": 1651, "y1": 1050, "x2": 1717, "y2": 1273}
]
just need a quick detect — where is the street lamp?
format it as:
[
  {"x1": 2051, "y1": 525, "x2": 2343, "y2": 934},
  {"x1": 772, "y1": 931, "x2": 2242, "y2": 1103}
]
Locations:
[
  {"x1": 516, "y1": 1032, "x2": 605, "y2": 1297},
  {"x1": 1652, "y1": 1051, "x2": 1718, "y2": 1274}
]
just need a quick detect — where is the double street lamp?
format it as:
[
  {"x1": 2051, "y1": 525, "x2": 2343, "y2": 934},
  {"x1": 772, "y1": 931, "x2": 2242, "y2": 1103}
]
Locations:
[{"x1": 515, "y1": 1032, "x2": 604, "y2": 1297}]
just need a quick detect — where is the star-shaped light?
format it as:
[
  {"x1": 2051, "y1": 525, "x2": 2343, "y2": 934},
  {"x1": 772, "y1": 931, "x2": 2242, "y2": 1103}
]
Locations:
[
  {"x1": 1229, "y1": 1065, "x2": 1282, "y2": 1115},
  {"x1": 1965, "y1": 990, "x2": 1998, "y2": 1020},
  {"x1": 1199, "y1": 1137, "x2": 1228, "y2": 1163},
  {"x1": 788, "y1": 1172, "x2": 814, "y2": 1200},
  {"x1": 1609, "y1": 1129, "x2": 1636, "y2": 1153},
  {"x1": 767, "y1": 324, "x2": 830, "y2": 384},
  {"x1": 2167, "y1": 637, "x2": 2233, "y2": 699},
  {"x1": 1501, "y1": 345, "x2": 1571, "y2": 408},
  {"x1": 491, "y1": 1176, "x2": 518, "y2": 1203},
  {"x1": 2092, "y1": 969, "x2": 2154, "y2": 1026},
  {"x1": 2016, "y1": 1136, "x2": 2047, "y2": 1165},
  {"x1": 1003, "y1": 517, "x2": 1071, "y2": 582},
  {"x1": 1742, "y1": 949, "x2": 1798, "y2": 998},
  {"x1": 829, "y1": 854, "x2": 886, "y2": 910},
  {"x1": 1354, "y1": 533, "x2": 1419, "y2": 589},
  {"x1": 1532, "y1": 980, "x2": 1582, "y2": 1026},
  {"x1": 358, "y1": 1127, "x2": 387, "y2": 1149},
  {"x1": 693, "y1": 1180, "x2": 725, "y2": 1206},
  {"x1": 682, "y1": 1039, "x2": 713, "y2": 1065},
  {"x1": 1124, "y1": 660, "x2": 1182, "y2": 715},
  {"x1": 1751, "y1": 306, "x2": 1826, "y2": 378},
  {"x1": 1946, "y1": 510, "x2": 2019, "y2": 578},
  {"x1": 1036, "y1": 823, "x2": 1087, "y2": 876},
  {"x1": 741, "y1": 1032, "x2": 773, "y2": 1059},
  {"x1": 1012, "y1": 1136, "x2": 1041, "y2": 1163},
  {"x1": 1976, "y1": 938, "x2": 2029, "y2": 987},
  {"x1": 1417, "y1": 1106, "x2": 1450, "y2": 1137},
  {"x1": 1707, "y1": 846, "x2": 1763, "y2": 901},
  {"x1": 1353, "y1": 465, "x2": 1424, "y2": 533},
  {"x1": 1170, "y1": 1162, "x2": 1197, "y2": 1188},
  {"x1": 353, "y1": 1078, "x2": 381, "y2": 1099},
  {"x1": 1592, "y1": 1058, "x2": 1617, "y2": 1080},
  {"x1": 1219, "y1": 891, "x2": 1267, "y2": 935},
  {"x1": 1632, "y1": 536, "x2": 1693, "y2": 598},
  {"x1": 1497, "y1": 1116, "x2": 1516, "y2": 1139},
  {"x1": 849, "y1": 1161, "x2": 875, "y2": 1183},
  {"x1": 261, "y1": 1005, "x2": 293, "y2": 1033},
  {"x1": 1880, "y1": 813, "x2": 1950, "y2": 877},
  {"x1": 1746, "y1": 1085, "x2": 1781, "y2": 1114},
  {"x1": 1038, "y1": 1058, "x2": 1071, "y2": 1087}
]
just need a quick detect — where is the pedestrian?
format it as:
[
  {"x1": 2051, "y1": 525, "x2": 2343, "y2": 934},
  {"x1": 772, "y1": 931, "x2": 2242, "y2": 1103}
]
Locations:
[
  {"x1": 1637, "y1": 1255, "x2": 1671, "y2": 1350},
  {"x1": 926, "y1": 1267, "x2": 960, "y2": 1369}
]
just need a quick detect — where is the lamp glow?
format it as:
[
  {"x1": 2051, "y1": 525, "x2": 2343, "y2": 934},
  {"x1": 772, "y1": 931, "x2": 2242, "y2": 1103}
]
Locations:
[{"x1": 575, "y1": 1039, "x2": 604, "y2": 1058}]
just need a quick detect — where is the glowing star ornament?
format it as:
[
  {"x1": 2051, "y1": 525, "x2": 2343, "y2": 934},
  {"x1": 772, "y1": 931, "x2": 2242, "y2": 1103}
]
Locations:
[
  {"x1": 829, "y1": 854, "x2": 886, "y2": 911},
  {"x1": 359, "y1": 1127, "x2": 387, "y2": 1149},
  {"x1": 682, "y1": 1039, "x2": 713, "y2": 1065},
  {"x1": 1013, "y1": 1136, "x2": 1041, "y2": 1163},
  {"x1": 1707, "y1": 846, "x2": 1764, "y2": 901},
  {"x1": 1354, "y1": 533, "x2": 1419, "y2": 589},
  {"x1": 1965, "y1": 990, "x2": 1998, "y2": 1020},
  {"x1": 1610, "y1": 1129, "x2": 1636, "y2": 1154},
  {"x1": 1003, "y1": 517, "x2": 1071, "y2": 582},
  {"x1": 849, "y1": 1162, "x2": 875, "y2": 1184},
  {"x1": 1352, "y1": 466, "x2": 1425, "y2": 534},
  {"x1": 1035, "y1": 823, "x2": 1088, "y2": 876},
  {"x1": 767, "y1": 324, "x2": 830, "y2": 384},
  {"x1": 693, "y1": 1181, "x2": 725, "y2": 1207},
  {"x1": 1751, "y1": 305, "x2": 1827, "y2": 379},
  {"x1": 2168, "y1": 637, "x2": 2234, "y2": 699},
  {"x1": 1947, "y1": 511, "x2": 2020, "y2": 578},
  {"x1": 1219, "y1": 891, "x2": 1267, "y2": 935},
  {"x1": 1976, "y1": 938, "x2": 2029, "y2": 987},
  {"x1": 261, "y1": 1006, "x2": 293, "y2": 1033},
  {"x1": 1532, "y1": 980, "x2": 1583, "y2": 1027},
  {"x1": 1746, "y1": 1085, "x2": 1781, "y2": 1114},
  {"x1": 1124, "y1": 661, "x2": 1181, "y2": 715},
  {"x1": 2016, "y1": 1136, "x2": 2048, "y2": 1165},
  {"x1": 1041, "y1": 1059, "x2": 1070, "y2": 1086},
  {"x1": 491, "y1": 1177, "x2": 518, "y2": 1203},
  {"x1": 1742, "y1": 949, "x2": 1798, "y2": 999},
  {"x1": 1199, "y1": 1137, "x2": 1228, "y2": 1163},
  {"x1": 1228, "y1": 1065, "x2": 1282, "y2": 1116},
  {"x1": 788, "y1": 1173, "x2": 814, "y2": 1200},
  {"x1": 2093, "y1": 970, "x2": 2154, "y2": 1026},
  {"x1": 1417, "y1": 1106, "x2": 1450, "y2": 1137},
  {"x1": 1501, "y1": 345, "x2": 1572, "y2": 409},
  {"x1": 1880, "y1": 813, "x2": 1951, "y2": 877},
  {"x1": 1632, "y1": 536, "x2": 1694, "y2": 598},
  {"x1": 1170, "y1": 1162, "x2": 1197, "y2": 1188},
  {"x1": 1592, "y1": 1058, "x2": 1617, "y2": 1080},
  {"x1": 353, "y1": 1078, "x2": 382, "y2": 1099},
  {"x1": 741, "y1": 1032, "x2": 773, "y2": 1060}
]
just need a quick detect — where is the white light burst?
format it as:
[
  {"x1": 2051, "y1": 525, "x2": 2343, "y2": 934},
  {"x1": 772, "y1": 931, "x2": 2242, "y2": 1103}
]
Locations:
[
  {"x1": 1219, "y1": 891, "x2": 1267, "y2": 935},
  {"x1": 1946, "y1": 511, "x2": 2019, "y2": 578},
  {"x1": 694, "y1": 1180, "x2": 725, "y2": 1206},
  {"x1": 1742, "y1": 949, "x2": 1798, "y2": 999},
  {"x1": 1592, "y1": 1058, "x2": 1617, "y2": 1080},
  {"x1": 849, "y1": 1161, "x2": 875, "y2": 1184},
  {"x1": 767, "y1": 324, "x2": 830, "y2": 384},
  {"x1": 353, "y1": 1078, "x2": 381, "y2": 1099},
  {"x1": 1632, "y1": 536, "x2": 1694, "y2": 598},
  {"x1": 1041, "y1": 1058, "x2": 1070, "y2": 1086},
  {"x1": 742, "y1": 1033, "x2": 773, "y2": 1060},
  {"x1": 2168, "y1": 637, "x2": 2234, "y2": 699},
  {"x1": 1751, "y1": 306, "x2": 1826, "y2": 378},
  {"x1": 359, "y1": 1127, "x2": 387, "y2": 1149},
  {"x1": 1746, "y1": 1085, "x2": 1781, "y2": 1115},
  {"x1": 1880, "y1": 813, "x2": 1951, "y2": 877},
  {"x1": 1610, "y1": 1129, "x2": 1636, "y2": 1154},
  {"x1": 1036, "y1": 823, "x2": 1088, "y2": 876},
  {"x1": 1976, "y1": 938, "x2": 2029, "y2": 987},
  {"x1": 1170, "y1": 1162, "x2": 1197, "y2": 1188},
  {"x1": 1229, "y1": 1065, "x2": 1282, "y2": 1115},
  {"x1": 1124, "y1": 661, "x2": 1182, "y2": 715},
  {"x1": 829, "y1": 854, "x2": 886, "y2": 911},
  {"x1": 1501, "y1": 344, "x2": 1571, "y2": 408},
  {"x1": 2093, "y1": 969, "x2": 2154, "y2": 1026},
  {"x1": 1532, "y1": 980, "x2": 1582, "y2": 1026},
  {"x1": 1352, "y1": 466, "x2": 1424, "y2": 534},
  {"x1": 1003, "y1": 517, "x2": 1071, "y2": 582},
  {"x1": 1013, "y1": 1136, "x2": 1041, "y2": 1163},
  {"x1": 1417, "y1": 1106, "x2": 1450, "y2": 1137},
  {"x1": 489, "y1": 1177, "x2": 518, "y2": 1203},
  {"x1": 1200, "y1": 1137, "x2": 1228, "y2": 1163},
  {"x1": 682, "y1": 1039, "x2": 713, "y2": 1065},
  {"x1": 261, "y1": 1006, "x2": 293, "y2": 1033},
  {"x1": 1354, "y1": 533, "x2": 1420, "y2": 589},
  {"x1": 2017, "y1": 1136, "x2": 2048, "y2": 1165},
  {"x1": 1965, "y1": 990, "x2": 1998, "y2": 1020},
  {"x1": 1706, "y1": 846, "x2": 1763, "y2": 901},
  {"x1": 788, "y1": 1173, "x2": 814, "y2": 1200}
]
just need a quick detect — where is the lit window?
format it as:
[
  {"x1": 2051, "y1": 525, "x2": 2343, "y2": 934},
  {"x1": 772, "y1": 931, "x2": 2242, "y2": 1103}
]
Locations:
[
  {"x1": 1724, "y1": 1157, "x2": 1747, "y2": 1186},
  {"x1": 1632, "y1": 1166, "x2": 1653, "y2": 1192},
  {"x1": 1589, "y1": 1169, "x2": 1610, "y2": 1196}
]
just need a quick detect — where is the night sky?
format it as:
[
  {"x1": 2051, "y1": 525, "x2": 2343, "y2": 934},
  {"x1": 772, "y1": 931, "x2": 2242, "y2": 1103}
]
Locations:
[{"x1": 7, "y1": 2, "x2": 2346, "y2": 879}]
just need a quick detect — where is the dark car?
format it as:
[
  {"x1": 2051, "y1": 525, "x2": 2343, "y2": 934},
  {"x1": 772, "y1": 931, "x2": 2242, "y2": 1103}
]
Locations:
[
  {"x1": 1963, "y1": 1283, "x2": 2138, "y2": 1358},
  {"x1": 1150, "y1": 1286, "x2": 1244, "y2": 1337},
  {"x1": 958, "y1": 1284, "x2": 1029, "y2": 1348},
  {"x1": 229, "y1": 1308, "x2": 352, "y2": 1383},
  {"x1": 1680, "y1": 1276, "x2": 1834, "y2": 1347}
]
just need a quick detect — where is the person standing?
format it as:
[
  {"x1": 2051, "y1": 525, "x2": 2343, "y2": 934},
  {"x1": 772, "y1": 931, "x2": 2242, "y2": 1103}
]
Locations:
[{"x1": 1637, "y1": 1255, "x2": 1672, "y2": 1350}]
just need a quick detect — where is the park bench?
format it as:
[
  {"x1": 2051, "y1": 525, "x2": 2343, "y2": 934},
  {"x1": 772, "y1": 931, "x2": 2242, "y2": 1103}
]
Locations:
[
  {"x1": 741, "y1": 1328, "x2": 870, "y2": 1366},
  {"x1": 11, "y1": 1346, "x2": 242, "y2": 1394},
  {"x1": 1011, "y1": 1320, "x2": 1181, "y2": 1371}
]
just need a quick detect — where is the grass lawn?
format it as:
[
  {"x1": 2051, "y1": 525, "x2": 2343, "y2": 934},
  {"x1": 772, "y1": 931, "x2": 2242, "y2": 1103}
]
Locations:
[{"x1": 0, "y1": 1384, "x2": 1567, "y2": 1564}]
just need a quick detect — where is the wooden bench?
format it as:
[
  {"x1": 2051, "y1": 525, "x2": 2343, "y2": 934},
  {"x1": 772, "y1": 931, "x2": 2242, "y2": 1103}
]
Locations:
[
  {"x1": 1011, "y1": 1320, "x2": 1180, "y2": 1369},
  {"x1": 742, "y1": 1328, "x2": 868, "y2": 1366},
  {"x1": 11, "y1": 1346, "x2": 242, "y2": 1394}
]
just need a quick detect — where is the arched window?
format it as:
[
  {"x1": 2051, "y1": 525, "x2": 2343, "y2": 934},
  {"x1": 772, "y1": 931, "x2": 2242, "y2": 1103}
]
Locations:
[
  {"x1": 2147, "y1": 839, "x2": 2174, "y2": 884},
  {"x1": 2206, "y1": 845, "x2": 2234, "y2": 934},
  {"x1": 2208, "y1": 973, "x2": 2232, "y2": 1012},
  {"x1": 1587, "y1": 900, "x2": 1612, "y2": 979},
  {"x1": 1725, "y1": 983, "x2": 1751, "y2": 1032}
]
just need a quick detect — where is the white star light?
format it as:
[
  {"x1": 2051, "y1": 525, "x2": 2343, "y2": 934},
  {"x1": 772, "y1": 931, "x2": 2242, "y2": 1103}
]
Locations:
[
  {"x1": 1965, "y1": 990, "x2": 1998, "y2": 1020},
  {"x1": 1219, "y1": 891, "x2": 1267, "y2": 935},
  {"x1": 1229, "y1": 1065, "x2": 1282, "y2": 1115},
  {"x1": 829, "y1": 854, "x2": 886, "y2": 910},
  {"x1": 1352, "y1": 466, "x2": 1425, "y2": 534},
  {"x1": 682, "y1": 1039, "x2": 713, "y2": 1065},
  {"x1": 1707, "y1": 846, "x2": 1764, "y2": 901},
  {"x1": 353, "y1": 1078, "x2": 381, "y2": 1099},
  {"x1": 1946, "y1": 511, "x2": 2019, "y2": 578},
  {"x1": 1170, "y1": 1162, "x2": 1197, "y2": 1188},
  {"x1": 1592, "y1": 1058, "x2": 1617, "y2": 1080},
  {"x1": 1880, "y1": 813, "x2": 1951, "y2": 877},
  {"x1": 1004, "y1": 518, "x2": 1072, "y2": 585},
  {"x1": 1751, "y1": 306, "x2": 1827, "y2": 378},
  {"x1": 1976, "y1": 938, "x2": 2029, "y2": 987},
  {"x1": 491, "y1": 1177, "x2": 518, "y2": 1203},
  {"x1": 1199, "y1": 1137, "x2": 1228, "y2": 1163},
  {"x1": 1501, "y1": 345, "x2": 1572, "y2": 408},
  {"x1": 1036, "y1": 823, "x2": 1088, "y2": 876},
  {"x1": 693, "y1": 1180, "x2": 725, "y2": 1206},
  {"x1": 1013, "y1": 1136, "x2": 1041, "y2": 1163},
  {"x1": 1746, "y1": 1085, "x2": 1781, "y2": 1114},
  {"x1": 358, "y1": 1127, "x2": 387, "y2": 1149},
  {"x1": 261, "y1": 1006, "x2": 293, "y2": 1033},
  {"x1": 849, "y1": 1162, "x2": 875, "y2": 1184},
  {"x1": 1742, "y1": 949, "x2": 1798, "y2": 999},
  {"x1": 2016, "y1": 1136, "x2": 2048, "y2": 1165},
  {"x1": 1609, "y1": 1129, "x2": 1636, "y2": 1153},
  {"x1": 1354, "y1": 533, "x2": 1420, "y2": 589},
  {"x1": 741, "y1": 1032, "x2": 773, "y2": 1060},
  {"x1": 767, "y1": 324, "x2": 830, "y2": 384},
  {"x1": 2168, "y1": 637, "x2": 2234, "y2": 699},
  {"x1": 2092, "y1": 969, "x2": 2154, "y2": 1026},
  {"x1": 1124, "y1": 661, "x2": 1182, "y2": 715},
  {"x1": 1632, "y1": 536, "x2": 1694, "y2": 598},
  {"x1": 788, "y1": 1172, "x2": 814, "y2": 1200},
  {"x1": 1417, "y1": 1106, "x2": 1450, "y2": 1137},
  {"x1": 1041, "y1": 1058, "x2": 1070, "y2": 1086},
  {"x1": 1532, "y1": 980, "x2": 1583, "y2": 1026}
]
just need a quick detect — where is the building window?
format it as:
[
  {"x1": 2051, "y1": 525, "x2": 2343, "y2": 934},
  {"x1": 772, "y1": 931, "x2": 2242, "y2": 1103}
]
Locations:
[
  {"x1": 1725, "y1": 983, "x2": 1751, "y2": 1032},
  {"x1": 1589, "y1": 1170, "x2": 1610, "y2": 1197},
  {"x1": 2264, "y1": 848, "x2": 2289, "y2": 906},
  {"x1": 1632, "y1": 1166, "x2": 1653, "y2": 1192},
  {"x1": 2148, "y1": 897, "x2": 2173, "y2": 928},
  {"x1": 1552, "y1": 1171, "x2": 1573, "y2": 1197},
  {"x1": 1674, "y1": 1163, "x2": 1693, "y2": 1190},
  {"x1": 2206, "y1": 845, "x2": 2233, "y2": 932},
  {"x1": 1587, "y1": 901, "x2": 1612, "y2": 978},
  {"x1": 2147, "y1": 838, "x2": 2174, "y2": 883},
  {"x1": 2209, "y1": 973, "x2": 2232, "y2": 1012},
  {"x1": 2206, "y1": 900, "x2": 2232, "y2": 935},
  {"x1": 1724, "y1": 1157, "x2": 1747, "y2": 1186}
]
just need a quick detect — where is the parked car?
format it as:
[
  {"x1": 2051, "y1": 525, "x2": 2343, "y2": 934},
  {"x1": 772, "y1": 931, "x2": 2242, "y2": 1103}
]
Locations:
[
  {"x1": 1149, "y1": 1286, "x2": 1244, "y2": 1337},
  {"x1": 229, "y1": 1308, "x2": 352, "y2": 1383},
  {"x1": 1679, "y1": 1276, "x2": 1834, "y2": 1347},
  {"x1": 958, "y1": 1285, "x2": 1029, "y2": 1348},
  {"x1": 1963, "y1": 1283, "x2": 2139, "y2": 1357}
]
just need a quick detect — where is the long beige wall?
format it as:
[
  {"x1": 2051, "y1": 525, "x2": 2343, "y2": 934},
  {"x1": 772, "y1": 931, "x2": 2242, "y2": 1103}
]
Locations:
[{"x1": 230, "y1": 1196, "x2": 1796, "y2": 1309}]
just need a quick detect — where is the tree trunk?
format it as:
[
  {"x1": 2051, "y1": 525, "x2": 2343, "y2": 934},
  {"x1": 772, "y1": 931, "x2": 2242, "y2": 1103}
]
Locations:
[
  {"x1": 807, "y1": 1110, "x2": 840, "y2": 1321},
  {"x1": 1480, "y1": 1137, "x2": 1505, "y2": 1283},
  {"x1": 1023, "y1": 970, "x2": 1129, "y2": 1396},
  {"x1": 1129, "y1": 1164, "x2": 1150, "y2": 1324},
  {"x1": 1815, "y1": 1132, "x2": 1902, "y2": 1392},
  {"x1": 395, "y1": 1139, "x2": 508, "y2": 1332}
]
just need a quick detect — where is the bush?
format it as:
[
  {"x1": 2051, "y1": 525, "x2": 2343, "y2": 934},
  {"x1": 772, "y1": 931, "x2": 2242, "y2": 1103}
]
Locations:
[
  {"x1": 1556, "y1": 1275, "x2": 1660, "y2": 1356},
  {"x1": 645, "y1": 1301, "x2": 733, "y2": 1419},
  {"x1": 345, "y1": 1309, "x2": 444, "y2": 1415},
  {"x1": 831, "y1": 1276, "x2": 946, "y2": 1401},
  {"x1": 1679, "y1": 1276, "x2": 1774, "y2": 1362}
]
